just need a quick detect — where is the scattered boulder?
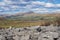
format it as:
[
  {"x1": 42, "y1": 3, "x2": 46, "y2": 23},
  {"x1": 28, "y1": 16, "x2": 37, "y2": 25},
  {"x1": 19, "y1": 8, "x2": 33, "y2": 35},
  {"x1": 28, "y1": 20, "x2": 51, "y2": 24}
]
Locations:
[{"x1": 0, "y1": 26, "x2": 60, "y2": 40}]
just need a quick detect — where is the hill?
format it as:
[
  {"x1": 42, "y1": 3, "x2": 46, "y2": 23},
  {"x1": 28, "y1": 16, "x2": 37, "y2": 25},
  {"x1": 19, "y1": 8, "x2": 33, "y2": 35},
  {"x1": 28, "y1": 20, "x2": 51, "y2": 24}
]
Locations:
[
  {"x1": 0, "y1": 12, "x2": 60, "y2": 28},
  {"x1": 4, "y1": 12, "x2": 60, "y2": 21}
]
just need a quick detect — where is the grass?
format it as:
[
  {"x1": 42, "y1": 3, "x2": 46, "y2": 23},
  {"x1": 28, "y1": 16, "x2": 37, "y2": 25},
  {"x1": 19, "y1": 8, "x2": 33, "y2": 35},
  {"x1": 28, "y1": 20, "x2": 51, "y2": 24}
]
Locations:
[
  {"x1": 0, "y1": 20, "x2": 55, "y2": 28},
  {"x1": 0, "y1": 14, "x2": 60, "y2": 28}
]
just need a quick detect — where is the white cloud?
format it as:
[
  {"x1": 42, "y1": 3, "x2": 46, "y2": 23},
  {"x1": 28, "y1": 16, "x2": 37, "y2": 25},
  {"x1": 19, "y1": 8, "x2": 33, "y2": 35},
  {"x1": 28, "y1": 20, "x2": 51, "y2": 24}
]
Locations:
[
  {"x1": 0, "y1": 6, "x2": 11, "y2": 11},
  {"x1": 32, "y1": 8, "x2": 47, "y2": 10},
  {"x1": 4, "y1": 0, "x2": 14, "y2": 4},
  {"x1": 11, "y1": 6, "x2": 18, "y2": 8},
  {"x1": 0, "y1": 2, "x2": 6, "y2": 6},
  {"x1": 45, "y1": 3, "x2": 55, "y2": 7},
  {"x1": 53, "y1": 9, "x2": 60, "y2": 12},
  {"x1": 0, "y1": 0, "x2": 60, "y2": 13},
  {"x1": 31, "y1": 1, "x2": 57, "y2": 8},
  {"x1": 0, "y1": 10, "x2": 3, "y2": 12},
  {"x1": 32, "y1": 8, "x2": 49, "y2": 13},
  {"x1": 56, "y1": 4, "x2": 60, "y2": 7},
  {"x1": 4, "y1": 0, "x2": 29, "y2": 5},
  {"x1": 32, "y1": 1, "x2": 45, "y2": 5}
]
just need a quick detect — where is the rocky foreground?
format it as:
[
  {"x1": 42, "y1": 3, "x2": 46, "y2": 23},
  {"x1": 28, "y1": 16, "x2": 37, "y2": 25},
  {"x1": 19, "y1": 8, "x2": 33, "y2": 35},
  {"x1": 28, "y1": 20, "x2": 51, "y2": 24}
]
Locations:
[{"x1": 0, "y1": 25, "x2": 60, "y2": 40}]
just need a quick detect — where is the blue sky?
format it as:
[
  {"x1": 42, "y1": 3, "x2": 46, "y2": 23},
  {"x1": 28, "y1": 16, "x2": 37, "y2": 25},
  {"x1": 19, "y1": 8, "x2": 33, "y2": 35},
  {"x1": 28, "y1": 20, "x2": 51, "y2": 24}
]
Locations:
[{"x1": 0, "y1": 0, "x2": 60, "y2": 14}]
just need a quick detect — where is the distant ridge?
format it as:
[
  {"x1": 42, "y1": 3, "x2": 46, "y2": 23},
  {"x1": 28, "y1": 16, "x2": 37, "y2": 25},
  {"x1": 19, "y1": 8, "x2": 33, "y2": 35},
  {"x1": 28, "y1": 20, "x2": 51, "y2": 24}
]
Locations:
[
  {"x1": 0, "y1": 11, "x2": 60, "y2": 17},
  {"x1": 0, "y1": 11, "x2": 60, "y2": 21}
]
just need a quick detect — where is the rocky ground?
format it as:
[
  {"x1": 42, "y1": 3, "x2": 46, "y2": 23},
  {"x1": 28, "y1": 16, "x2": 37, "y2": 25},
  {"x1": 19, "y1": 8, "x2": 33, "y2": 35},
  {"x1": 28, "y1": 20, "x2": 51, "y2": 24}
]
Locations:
[{"x1": 0, "y1": 25, "x2": 60, "y2": 40}]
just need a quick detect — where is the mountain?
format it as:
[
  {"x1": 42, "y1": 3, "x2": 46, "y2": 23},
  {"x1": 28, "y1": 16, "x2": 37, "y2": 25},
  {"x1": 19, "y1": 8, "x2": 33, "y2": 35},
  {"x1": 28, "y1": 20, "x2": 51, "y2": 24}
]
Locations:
[
  {"x1": 4, "y1": 11, "x2": 41, "y2": 21},
  {"x1": 0, "y1": 11, "x2": 60, "y2": 21}
]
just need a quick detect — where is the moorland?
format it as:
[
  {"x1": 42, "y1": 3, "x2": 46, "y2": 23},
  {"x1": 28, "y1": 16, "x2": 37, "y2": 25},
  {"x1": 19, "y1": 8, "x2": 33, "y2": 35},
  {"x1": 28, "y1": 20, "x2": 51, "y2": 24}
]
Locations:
[{"x1": 0, "y1": 12, "x2": 60, "y2": 28}]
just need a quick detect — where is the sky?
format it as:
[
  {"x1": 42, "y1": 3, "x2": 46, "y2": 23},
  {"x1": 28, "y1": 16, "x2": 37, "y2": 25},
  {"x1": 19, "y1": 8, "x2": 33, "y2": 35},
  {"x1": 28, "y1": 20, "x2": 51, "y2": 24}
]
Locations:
[{"x1": 0, "y1": 0, "x2": 60, "y2": 14}]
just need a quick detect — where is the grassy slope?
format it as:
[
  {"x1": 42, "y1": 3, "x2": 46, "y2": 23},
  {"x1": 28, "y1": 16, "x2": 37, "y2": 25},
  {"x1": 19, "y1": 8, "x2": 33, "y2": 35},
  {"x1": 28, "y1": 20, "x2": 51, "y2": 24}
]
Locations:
[{"x1": 0, "y1": 13, "x2": 60, "y2": 28}]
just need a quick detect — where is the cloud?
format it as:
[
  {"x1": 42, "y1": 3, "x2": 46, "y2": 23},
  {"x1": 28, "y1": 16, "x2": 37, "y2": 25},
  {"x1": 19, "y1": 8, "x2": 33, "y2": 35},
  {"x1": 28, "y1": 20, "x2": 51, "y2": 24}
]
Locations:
[
  {"x1": 31, "y1": 1, "x2": 45, "y2": 5},
  {"x1": 4, "y1": 0, "x2": 29, "y2": 5},
  {"x1": 0, "y1": 2, "x2": 6, "y2": 6},
  {"x1": 31, "y1": 8, "x2": 49, "y2": 13},
  {"x1": 53, "y1": 9, "x2": 60, "y2": 12},
  {"x1": 45, "y1": 3, "x2": 55, "y2": 7},
  {"x1": 0, "y1": 9, "x2": 3, "y2": 12},
  {"x1": 0, "y1": 0, "x2": 60, "y2": 13},
  {"x1": 56, "y1": 4, "x2": 60, "y2": 7}
]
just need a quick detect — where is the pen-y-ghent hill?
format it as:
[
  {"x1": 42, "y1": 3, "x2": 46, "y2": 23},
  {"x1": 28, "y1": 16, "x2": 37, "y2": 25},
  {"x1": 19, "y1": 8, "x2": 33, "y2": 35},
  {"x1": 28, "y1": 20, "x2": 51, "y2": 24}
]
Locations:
[{"x1": 0, "y1": 12, "x2": 60, "y2": 28}]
